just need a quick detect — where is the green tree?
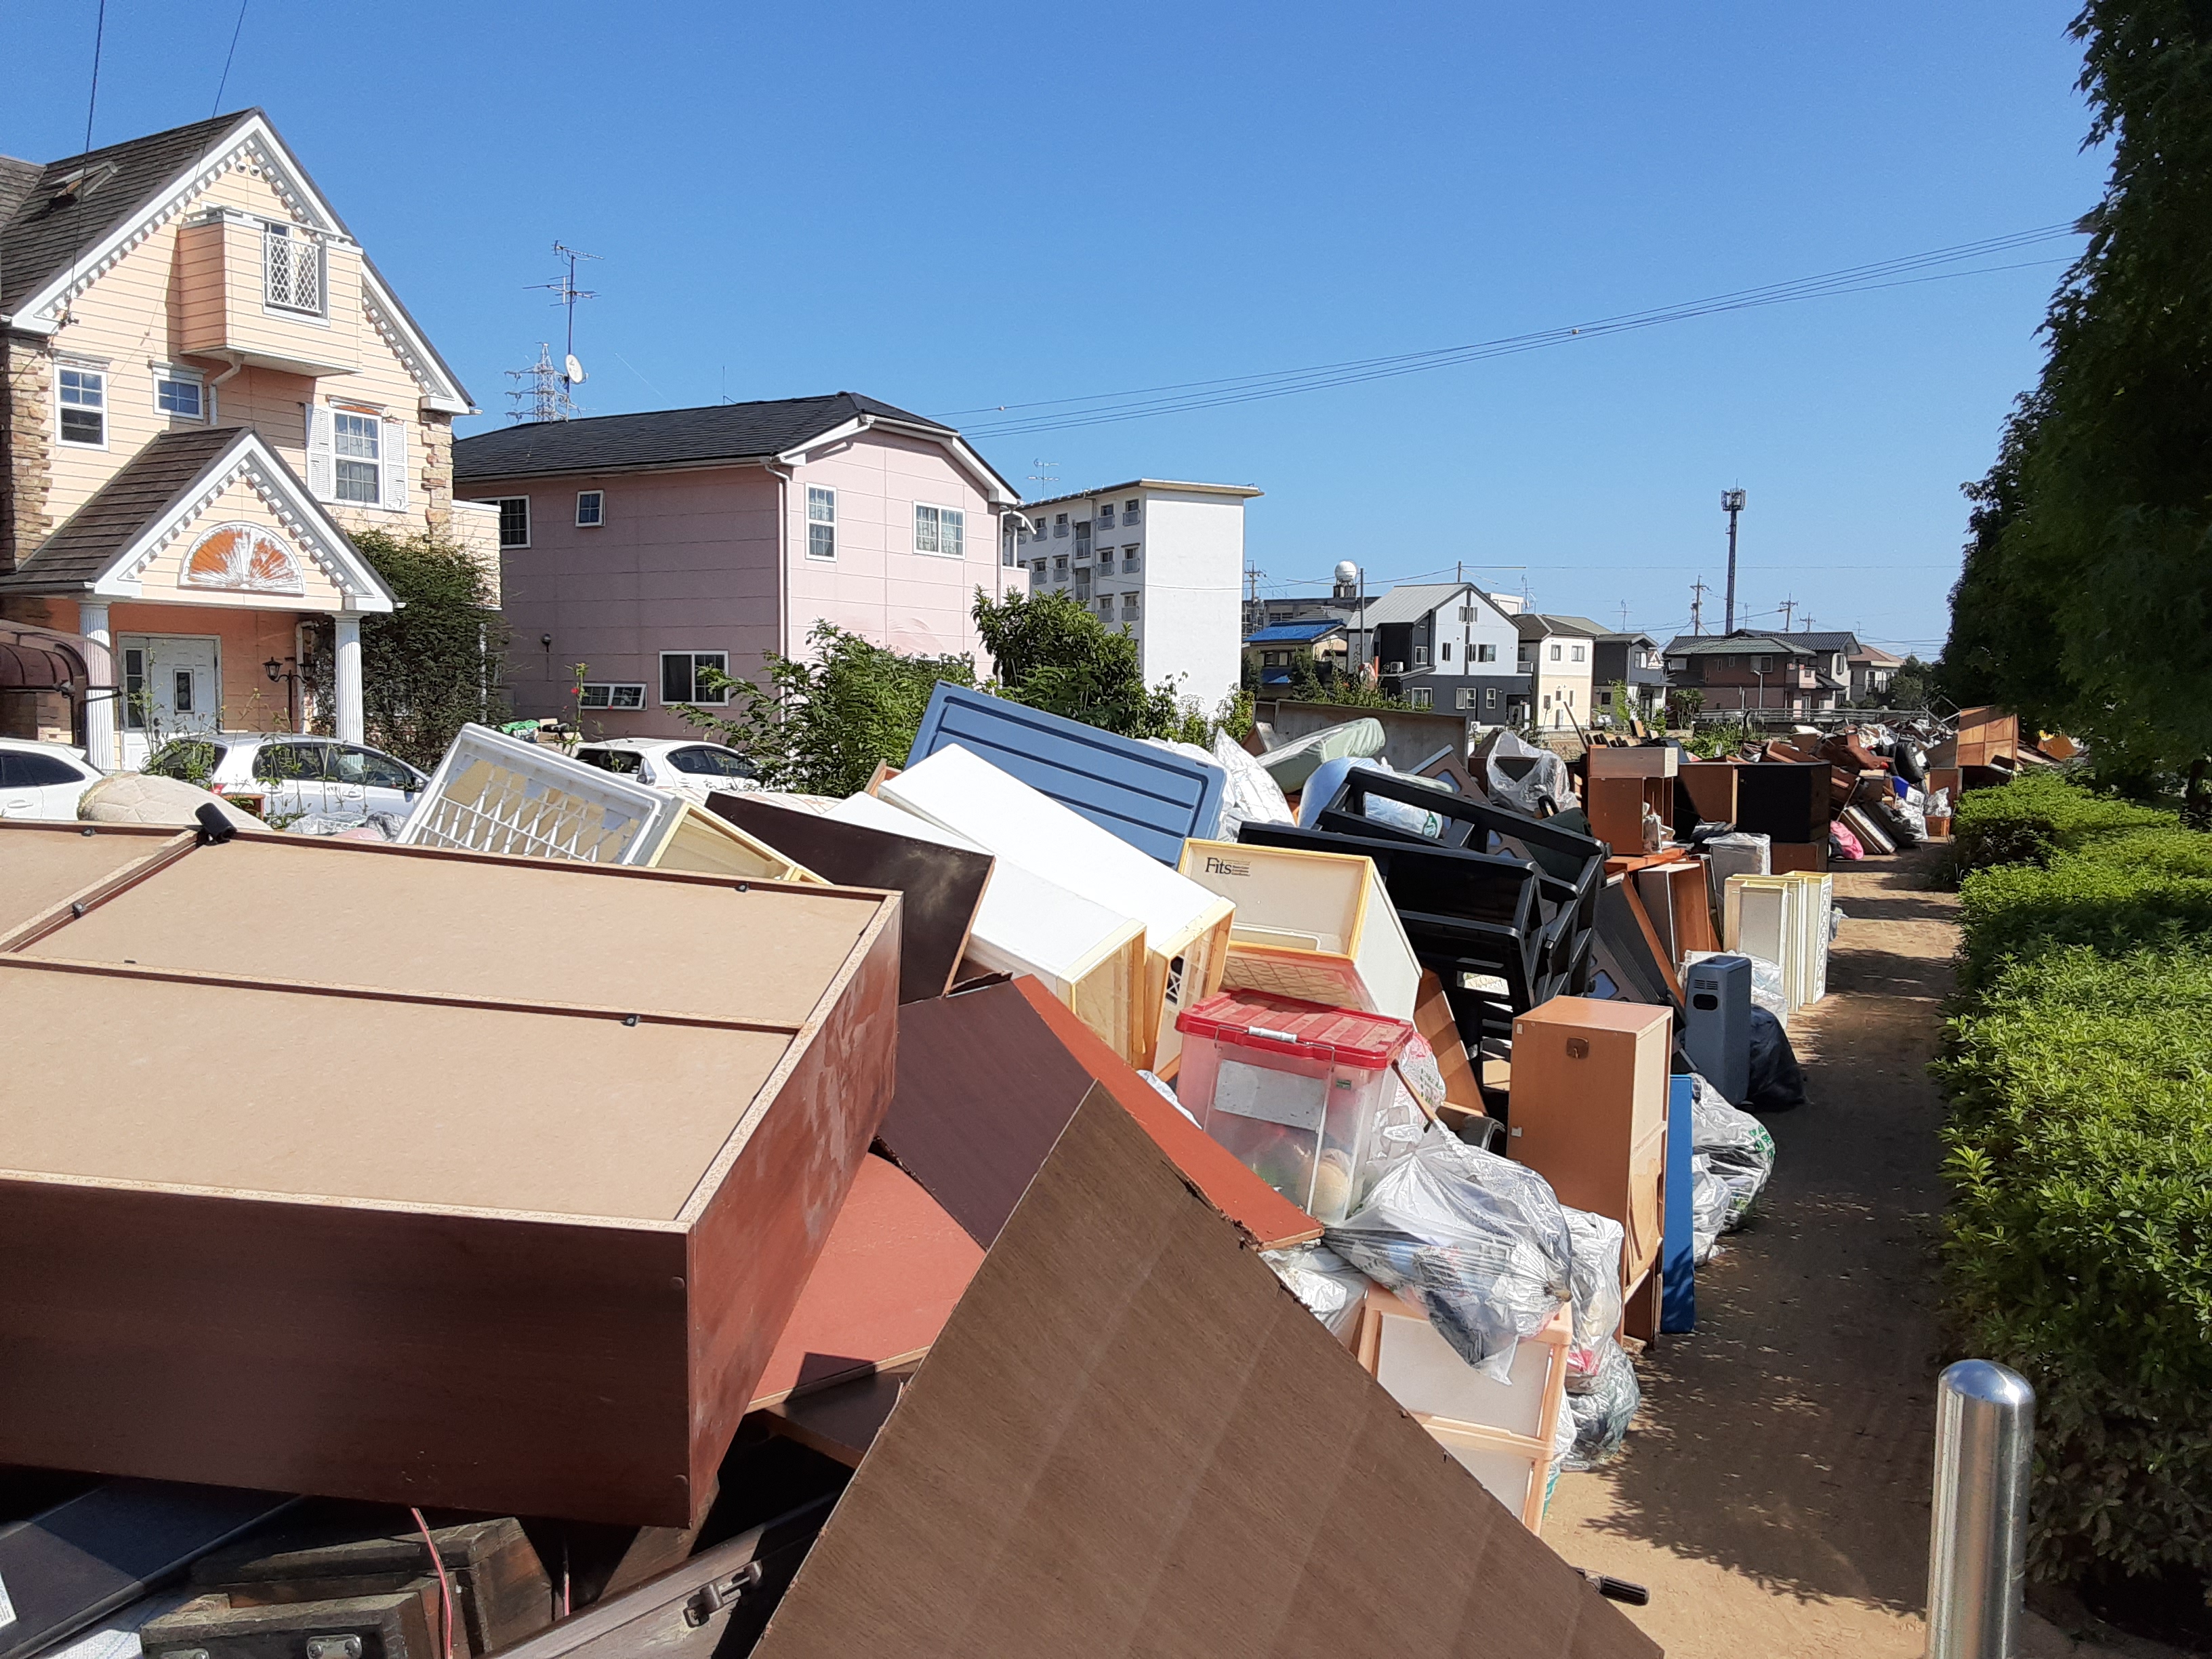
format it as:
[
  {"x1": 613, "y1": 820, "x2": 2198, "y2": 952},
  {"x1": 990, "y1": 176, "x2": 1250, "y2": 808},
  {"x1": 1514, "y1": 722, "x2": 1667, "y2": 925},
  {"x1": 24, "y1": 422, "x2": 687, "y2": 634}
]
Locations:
[
  {"x1": 1881, "y1": 655, "x2": 1936, "y2": 711},
  {"x1": 340, "y1": 529, "x2": 508, "y2": 769},
  {"x1": 1941, "y1": 2, "x2": 2212, "y2": 807},
  {"x1": 671, "y1": 623, "x2": 972, "y2": 796},
  {"x1": 1285, "y1": 650, "x2": 1323, "y2": 699},
  {"x1": 972, "y1": 588, "x2": 1201, "y2": 739}
]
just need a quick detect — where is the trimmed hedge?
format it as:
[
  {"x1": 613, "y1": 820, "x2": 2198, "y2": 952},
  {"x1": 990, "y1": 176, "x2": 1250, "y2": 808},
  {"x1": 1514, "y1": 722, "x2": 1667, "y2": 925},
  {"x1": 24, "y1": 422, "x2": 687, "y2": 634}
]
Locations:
[{"x1": 1938, "y1": 776, "x2": 2212, "y2": 1583}]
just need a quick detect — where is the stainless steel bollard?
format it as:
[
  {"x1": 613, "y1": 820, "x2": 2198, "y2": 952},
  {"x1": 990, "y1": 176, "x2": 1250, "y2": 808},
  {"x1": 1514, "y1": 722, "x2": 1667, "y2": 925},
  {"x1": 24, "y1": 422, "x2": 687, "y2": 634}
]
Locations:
[{"x1": 1926, "y1": 1359, "x2": 2036, "y2": 1659}]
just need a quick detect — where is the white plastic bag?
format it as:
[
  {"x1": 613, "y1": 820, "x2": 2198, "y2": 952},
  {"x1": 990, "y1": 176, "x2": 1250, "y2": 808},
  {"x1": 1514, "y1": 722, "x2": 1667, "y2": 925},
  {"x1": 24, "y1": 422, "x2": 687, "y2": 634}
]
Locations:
[
  {"x1": 1689, "y1": 1153, "x2": 1733, "y2": 1264},
  {"x1": 1690, "y1": 1071, "x2": 1776, "y2": 1228},
  {"x1": 1207, "y1": 729, "x2": 1294, "y2": 838},
  {"x1": 1322, "y1": 1124, "x2": 1573, "y2": 1383},
  {"x1": 1562, "y1": 1338, "x2": 1640, "y2": 1469},
  {"x1": 1479, "y1": 729, "x2": 1579, "y2": 815},
  {"x1": 1260, "y1": 1243, "x2": 1374, "y2": 1343},
  {"x1": 1561, "y1": 1206, "x2": 1626, "y2": 1368}
]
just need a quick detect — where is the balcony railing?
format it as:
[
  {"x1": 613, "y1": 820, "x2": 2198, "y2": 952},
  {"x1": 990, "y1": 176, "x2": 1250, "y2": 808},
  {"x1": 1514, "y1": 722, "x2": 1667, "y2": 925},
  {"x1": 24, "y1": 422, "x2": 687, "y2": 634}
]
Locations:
[{"x1": 264, "y1": 230, "x2": 323, "y2": 314}]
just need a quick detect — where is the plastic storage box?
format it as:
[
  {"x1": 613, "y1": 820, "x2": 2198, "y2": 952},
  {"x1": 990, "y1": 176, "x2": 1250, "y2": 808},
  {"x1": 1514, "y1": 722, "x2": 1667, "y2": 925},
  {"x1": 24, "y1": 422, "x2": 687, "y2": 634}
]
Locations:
[{"x1": 1173, "y1": 991, "x2": 1420, "y2": 1223}]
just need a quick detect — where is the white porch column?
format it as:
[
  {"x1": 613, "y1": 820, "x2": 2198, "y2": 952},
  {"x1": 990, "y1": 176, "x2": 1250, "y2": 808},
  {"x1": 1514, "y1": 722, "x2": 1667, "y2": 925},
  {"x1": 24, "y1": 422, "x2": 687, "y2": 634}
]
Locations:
[
  {"x1": 333, "y1": 614, "x2": 364, "y2": 743},
  {"x1": 78, "y1": 600, "x2": 119, "y2": 773}
]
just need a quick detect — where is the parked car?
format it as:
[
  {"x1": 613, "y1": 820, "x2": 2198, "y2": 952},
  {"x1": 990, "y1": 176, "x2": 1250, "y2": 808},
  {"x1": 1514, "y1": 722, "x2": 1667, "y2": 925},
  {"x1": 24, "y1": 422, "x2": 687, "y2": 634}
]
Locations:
[
  {"x1": 146, "y1": 733, "x2": 429, "y2": 824},
  {"x1": 0, "y1": 738, "x2": 104, "y2": 819},
  {"x1": 573, "y1": 739, "x2": 761, "y2": 800}
]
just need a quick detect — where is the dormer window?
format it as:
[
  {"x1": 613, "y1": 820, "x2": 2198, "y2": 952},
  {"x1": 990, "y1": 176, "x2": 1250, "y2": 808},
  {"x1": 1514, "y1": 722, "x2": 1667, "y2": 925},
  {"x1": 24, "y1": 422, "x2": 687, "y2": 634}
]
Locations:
[{"x1": 264, "y1": 224, "x2": 323, "y2": 315}]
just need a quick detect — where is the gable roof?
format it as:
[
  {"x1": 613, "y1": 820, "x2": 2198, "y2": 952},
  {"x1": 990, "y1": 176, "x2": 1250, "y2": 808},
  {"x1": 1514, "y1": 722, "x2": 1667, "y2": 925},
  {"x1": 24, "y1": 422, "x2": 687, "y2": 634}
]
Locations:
[
  {"x1": 1359, "y1": 582, "x2": 1474, "y2": 628},
  {"x1": 0, "y1": 110, "x2": 472, "y2": 413},
  {"x1": 0, "y1": 426, "x2": 394, "y2": 610},
  {"x1": 1662, "y1": 633, "x2": 1809, "y2": 658},
  {"x1": 1540, "y1": 613, "x2": 1605, "y2": 637},
  {"x1": 453, "y1": 393, "x2": 1018, "y2": 502},
  {"x1": 1244, "y1": 620, "x2": 1345, "y2": 645},
  {"x1": 1595, "y1": 630, "x2": 1656, "y2": 647},
  {"x1": 1785, "y1": 630, "x2": 1863, "y2": 654}
]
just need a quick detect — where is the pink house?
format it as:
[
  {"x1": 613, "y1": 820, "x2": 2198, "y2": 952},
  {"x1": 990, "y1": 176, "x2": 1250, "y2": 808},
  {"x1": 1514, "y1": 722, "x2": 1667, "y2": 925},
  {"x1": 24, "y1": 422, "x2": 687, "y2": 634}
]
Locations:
[{"x1": 454, "y1": 394, "x2": 1025, "y2": 734}]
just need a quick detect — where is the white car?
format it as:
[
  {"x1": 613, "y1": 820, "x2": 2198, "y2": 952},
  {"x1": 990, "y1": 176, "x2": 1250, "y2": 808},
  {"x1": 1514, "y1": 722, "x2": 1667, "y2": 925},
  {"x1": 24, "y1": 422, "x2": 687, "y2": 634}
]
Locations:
[
  {"x1": 146, "y1": 733, "x2": 429, "y2": 825},
  {"x1": 573, "y1": 738, "x2": 761, "y2": 800},
  {"x1": 0, "y1": 738, "x2": 104, "y2": 819}
]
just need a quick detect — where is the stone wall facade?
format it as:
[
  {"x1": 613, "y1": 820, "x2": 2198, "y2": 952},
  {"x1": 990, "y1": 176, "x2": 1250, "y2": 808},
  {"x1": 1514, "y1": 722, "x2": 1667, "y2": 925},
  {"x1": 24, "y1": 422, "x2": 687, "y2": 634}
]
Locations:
[{"x1": 1, "y1": 332, "x2": 54, "y2": 577}]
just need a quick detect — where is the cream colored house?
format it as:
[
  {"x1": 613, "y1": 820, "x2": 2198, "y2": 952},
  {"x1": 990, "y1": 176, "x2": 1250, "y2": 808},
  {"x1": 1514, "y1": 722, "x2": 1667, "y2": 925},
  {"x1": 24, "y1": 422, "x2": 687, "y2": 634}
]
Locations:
[{"x1": 0, "y1": 109, "x2": 491, "y2": 766}]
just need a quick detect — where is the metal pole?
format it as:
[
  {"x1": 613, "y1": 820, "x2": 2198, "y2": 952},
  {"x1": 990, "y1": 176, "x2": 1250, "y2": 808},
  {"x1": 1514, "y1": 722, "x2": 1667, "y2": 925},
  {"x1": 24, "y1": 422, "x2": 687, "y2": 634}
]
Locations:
[
  {"x1": 1721, "y1": 489, "x2": 1745, "y2": 632},
  {"x1": 1926, "y1": 1359, "x2": 2036, "y2": 1659}
]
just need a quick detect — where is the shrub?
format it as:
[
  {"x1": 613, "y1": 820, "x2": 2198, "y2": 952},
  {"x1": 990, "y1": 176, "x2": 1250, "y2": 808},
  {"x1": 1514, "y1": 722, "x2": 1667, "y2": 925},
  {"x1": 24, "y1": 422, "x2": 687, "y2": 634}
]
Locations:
[{"x1": 1939, "y1": 776, "x2": 2212, "y2": 1584}]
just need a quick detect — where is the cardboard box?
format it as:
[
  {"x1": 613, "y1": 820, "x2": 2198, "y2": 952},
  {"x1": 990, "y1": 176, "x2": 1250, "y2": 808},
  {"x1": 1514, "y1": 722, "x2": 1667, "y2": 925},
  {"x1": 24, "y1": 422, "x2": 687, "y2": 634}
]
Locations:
[{"x1": 1179, "y1": 838, "x2": 1420, "y2": 1019}]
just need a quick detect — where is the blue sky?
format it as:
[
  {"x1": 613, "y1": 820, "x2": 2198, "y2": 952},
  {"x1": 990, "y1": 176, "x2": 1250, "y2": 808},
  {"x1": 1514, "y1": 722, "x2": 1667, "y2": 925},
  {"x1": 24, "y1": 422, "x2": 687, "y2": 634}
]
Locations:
[{"x1": 7, "y1": 1, "x2": 2102, "y2": 653}]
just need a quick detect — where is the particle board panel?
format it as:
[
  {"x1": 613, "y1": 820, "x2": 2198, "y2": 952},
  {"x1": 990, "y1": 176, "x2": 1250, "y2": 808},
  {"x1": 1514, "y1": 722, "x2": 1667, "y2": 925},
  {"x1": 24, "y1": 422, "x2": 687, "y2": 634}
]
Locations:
[
  {"x1": 747, "y1": 1155, "x2": 982, "y2": 1409},
  {"x1": 0, "y1": 823, "x2": 190, "y2": 945},
  {"x1": 750, "y1": 1090, "x2": 1657, "y2": 1659},
  {"x1": 18, "y1": 834, "x2": 884, "y2": 1029},
  {"x1": 707, "y1": 793, "x2": 992, "y2": 1003}
]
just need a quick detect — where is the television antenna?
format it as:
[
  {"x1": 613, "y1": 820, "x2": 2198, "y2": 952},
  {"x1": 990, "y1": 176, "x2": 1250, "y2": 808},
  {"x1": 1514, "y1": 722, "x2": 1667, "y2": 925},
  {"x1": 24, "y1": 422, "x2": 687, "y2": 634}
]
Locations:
[
  {"x1": 1027, "y1": 457, "x2": 1060, "y2": 490},
  {"x1": 518, "y1": 241, "x2": 600, "y2": 414}
]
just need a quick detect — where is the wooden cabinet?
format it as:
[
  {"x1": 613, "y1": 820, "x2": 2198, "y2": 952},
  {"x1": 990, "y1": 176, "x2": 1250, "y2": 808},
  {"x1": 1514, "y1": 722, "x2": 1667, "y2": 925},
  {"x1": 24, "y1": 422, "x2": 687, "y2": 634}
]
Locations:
[{"x1": 1505, "y1": 998, "x2": 1673, "y2": 1336}]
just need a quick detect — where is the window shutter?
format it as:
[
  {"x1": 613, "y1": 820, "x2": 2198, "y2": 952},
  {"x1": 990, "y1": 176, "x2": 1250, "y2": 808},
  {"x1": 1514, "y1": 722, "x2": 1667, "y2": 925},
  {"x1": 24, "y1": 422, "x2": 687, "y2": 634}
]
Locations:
[
  {"x1": 382, "y1": 418, "x2": 409, "y2": 511},
  {"x1": 305, "y1": 405, "x2": 334, "y2": 499}
]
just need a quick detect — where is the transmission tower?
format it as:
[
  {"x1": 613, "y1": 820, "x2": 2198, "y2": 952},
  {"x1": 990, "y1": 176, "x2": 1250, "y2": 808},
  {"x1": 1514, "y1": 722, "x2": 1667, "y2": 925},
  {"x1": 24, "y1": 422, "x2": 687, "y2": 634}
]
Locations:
[{"x1": 506, "y1": 343, "x2": 579, "y2": 424}]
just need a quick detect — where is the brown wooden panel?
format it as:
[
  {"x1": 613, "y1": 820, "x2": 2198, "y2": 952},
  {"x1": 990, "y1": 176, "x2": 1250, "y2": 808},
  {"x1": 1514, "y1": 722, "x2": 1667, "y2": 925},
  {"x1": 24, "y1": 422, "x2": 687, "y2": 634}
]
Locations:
[
  {"x1": 0, "y1": 1179, "x2": 691, "y2": 1523},
  {"x1": 683, "y1": 914, "x2": 901, "y2": 1519},
  {"x1": 752, "y1": 1090, "x2": 1658, "y2": 1659},
  {"x1": 0, "y1": 823, "x2": 188, "y2": 944},
  {"x1": 706, "y1": 794, "x2": 991, "y2": 1004},
  {"x1": 750, "y1": 1156, "x2": 981, "y2": 1408},
  {"x1": 1010, "y1": 977, "x2": 1323, "y2": 1249}
]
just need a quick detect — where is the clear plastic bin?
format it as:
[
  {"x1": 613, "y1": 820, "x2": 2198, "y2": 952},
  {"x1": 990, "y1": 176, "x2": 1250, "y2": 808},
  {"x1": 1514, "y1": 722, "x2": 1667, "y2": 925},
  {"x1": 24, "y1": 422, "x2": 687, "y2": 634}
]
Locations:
[{"x1": 1174, "y1": 991, "x2": 1421, "y2": 1223}]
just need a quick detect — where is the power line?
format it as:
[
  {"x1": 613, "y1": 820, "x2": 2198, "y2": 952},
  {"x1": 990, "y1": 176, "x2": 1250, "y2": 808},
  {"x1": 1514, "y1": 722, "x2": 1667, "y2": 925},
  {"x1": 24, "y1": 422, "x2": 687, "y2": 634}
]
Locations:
[
  {"x1": 212, "y1": 0, "x2": 249, "y2": 116},
  {"x1": 950, "y1": 226, "x2": 2078, "y2": 438},
  {"x1": 82, "y1": 0, "x2": 106, "y2": 156}
]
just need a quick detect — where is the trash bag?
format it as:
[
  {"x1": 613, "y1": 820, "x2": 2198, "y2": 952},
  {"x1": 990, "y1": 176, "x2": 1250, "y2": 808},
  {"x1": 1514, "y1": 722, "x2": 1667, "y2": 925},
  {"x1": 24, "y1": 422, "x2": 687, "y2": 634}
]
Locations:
[
  {"x1": 1562, "y1": 1338, "x2": 1641, "y2": 1470},
  {"x1": 1689, "y1": 1071, "x2": 1776, "y2": 1225},
  {"x1": 1830, "y1": 821, "x2": 1864, "y2": 861},
  {"x1": 1689, "y1": 1155, "x2": 1733, "y2": 1264},
  {"x1": 1323, "y1": 1124, "x2": 1574, "y2": 1383},
  {"x1": 1561, "y1": 1206, "x2": 1625, "y2": 1369},
  {"x1": 1208, "y1": 730, "x2": 1294, "y2": 838},
  {"x1": 1746, "y1": 1006, "x2": 1809, "y2": 1112},
  {"x1": 1260, "y1": 1243, "x2": 1374, "y2": 1343},
  {"x1": 1478, "y1": 729, "x2": 1579, "y2": 815},
  {"x1": 1894, "y1": 742, "x2": 1928, "y2": 784}
]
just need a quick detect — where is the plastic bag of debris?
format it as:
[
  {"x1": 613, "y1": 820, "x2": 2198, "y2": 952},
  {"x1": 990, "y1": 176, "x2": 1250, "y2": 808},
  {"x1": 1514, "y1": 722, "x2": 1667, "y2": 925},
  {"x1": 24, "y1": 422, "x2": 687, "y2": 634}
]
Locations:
[
  {"x1": 1561, "y1": 1206, "x2": 1626, "y2": 1378},
  {"x1": 1260, "y1": 1243, "x2": 1374, "y2": 1344},
  {"x1": 1690, "y1": 1071, "x2": 1777, "y2": 1225},
  {"x1": 1323, "y1": 1124, "x2": 1574, "y2": 1383},
  {"x1": 1208, "y1": 729, "x2": 1294, "y2": 838},
  {"x1": 1562, "y1": 1338, "x2": 1641, "y2": 1469},
  {"x1": 1479, "y1": 729, "x2": 1579, "y2": 815},
  {"x1": 1689, "y1": 1155, "x2": 1734, "y2": 1264},
  {"x1": 1703, "y1": 830, "x2": 1771, "y2": 882}
]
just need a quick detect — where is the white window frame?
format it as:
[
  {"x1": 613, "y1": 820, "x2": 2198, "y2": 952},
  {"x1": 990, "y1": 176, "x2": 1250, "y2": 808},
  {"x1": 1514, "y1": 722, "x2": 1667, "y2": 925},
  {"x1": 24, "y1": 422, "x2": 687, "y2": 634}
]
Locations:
[
  {"x1": 56, "y1": 361, "x2": 107, "y2": 449},
  {"x1": 577, "y1": 682, "x2": 647, "y2": 710},
  {"x1": 1477, "y1": 642, "x2": 1497, "y2": 663},
  {"x1": 575, "y1": 490, "x2": 605, "y2": 527},
  {"x1": 1410, "y1": 688, "x2": 1433, "y2": 708},
  {"x1": 154, "y1": 365, "x2": 206, "y2": 422},
  {"x1": 913, "y1": 501, "x2": 966, "y2": 558},
  {"x1": 1549, "y1": 643, "x2": 1562, "y2": 661},
  {"x1": 1571, "y1": 644, "x2": 1586, "y2": 663},
  {"x1": 1413, "y1": 644, "x2": 1429, "y2": 667},
  {"x1": 493, "y1": 497, "x2": 531, "y2": 549},
  {"x1": 331, "y1": 408, "x2": 385, "y2": 506},
  {"x1": 262, "y1": 222, "x2": 325, "y2": 317},
  {"x1": 660, "y1": 650, "x2": 731, "y2": 707},
  {"x1": 806, "y1": 486, "x2": 836, "y2": 560}
]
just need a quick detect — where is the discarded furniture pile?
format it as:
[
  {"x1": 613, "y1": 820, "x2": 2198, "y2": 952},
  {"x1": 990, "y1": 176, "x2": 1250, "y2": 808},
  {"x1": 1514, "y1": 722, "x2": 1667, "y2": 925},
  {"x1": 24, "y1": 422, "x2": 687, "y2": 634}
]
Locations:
[{"x1": 0, "y1": 689, "x2": 1864, "y2": 1659}]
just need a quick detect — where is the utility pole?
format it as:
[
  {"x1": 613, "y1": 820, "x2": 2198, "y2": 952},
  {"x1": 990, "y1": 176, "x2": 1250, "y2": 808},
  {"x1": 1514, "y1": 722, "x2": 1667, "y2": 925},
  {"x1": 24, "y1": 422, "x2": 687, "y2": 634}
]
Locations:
[
  {"x1": 1244, "y1": 565, "x2": 1266, "y2": 635},
  {"x1": 1618, "y1": 601, "x2": 1631, "y2": 630},
  {"x1": 1721, "y1": 487, "x2": 1746, "y2": 633},
  {"x1": 1778, "y1": 596, "x2": 1797, "y2": 632},
  {"x1": 1689, "y1": 575, "x2": 1709, "y2": 635}
]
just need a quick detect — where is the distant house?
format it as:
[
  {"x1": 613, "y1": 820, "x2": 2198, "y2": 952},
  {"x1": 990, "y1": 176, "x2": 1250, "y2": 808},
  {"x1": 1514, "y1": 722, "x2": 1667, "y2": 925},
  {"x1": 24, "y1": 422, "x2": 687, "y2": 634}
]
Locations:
[
  {"x1": 1660, "y1": 631, "x2": 1843, "y2": 718},
  {"x1": 1243, "y1": 619, "x2": 1346, "y2": 687},
  {"x1": 1516, "y1": 613, "x2": 1599, "y2": 731},
  {"x1": 1848, "y1": 643, "x2": 1902, "y2": 703},
  {"x1": 455, "y1": 394, "x2": 1024, "y2": 735},
  {"x1": 1012, "y1": 479, "x2": 1260, "y2": 714},
  {"x1": 0, "y1": 110, "x2": 487, "y2": 766},
  {"x1": 1355, "y1": 581, "x2": 1528, "y2": 720},
  {"x1": 1591, "y1": 630, "x2": 1665, "y2": 723}
]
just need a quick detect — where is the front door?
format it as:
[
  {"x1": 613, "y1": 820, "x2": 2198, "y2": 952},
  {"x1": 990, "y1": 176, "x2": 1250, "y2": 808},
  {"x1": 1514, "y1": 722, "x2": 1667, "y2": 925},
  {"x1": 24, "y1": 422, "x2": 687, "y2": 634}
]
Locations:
[{"x1": 118, "y1": 635, "x2": 220, "y2": 769}]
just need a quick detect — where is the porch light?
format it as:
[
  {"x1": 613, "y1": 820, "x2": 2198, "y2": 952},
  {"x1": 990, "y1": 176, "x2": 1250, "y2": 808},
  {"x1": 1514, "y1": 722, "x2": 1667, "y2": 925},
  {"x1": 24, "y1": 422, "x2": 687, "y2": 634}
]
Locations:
[{"x1": 264, "y1": 657, "x2": 283, "y2": 682}]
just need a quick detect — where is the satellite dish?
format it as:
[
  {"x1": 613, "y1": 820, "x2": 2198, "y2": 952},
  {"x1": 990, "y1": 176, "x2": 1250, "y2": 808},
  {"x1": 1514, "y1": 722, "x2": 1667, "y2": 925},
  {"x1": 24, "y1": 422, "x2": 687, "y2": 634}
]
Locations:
[{"x1": 564, "y1": 354, "x2": 586, "y2": 384}]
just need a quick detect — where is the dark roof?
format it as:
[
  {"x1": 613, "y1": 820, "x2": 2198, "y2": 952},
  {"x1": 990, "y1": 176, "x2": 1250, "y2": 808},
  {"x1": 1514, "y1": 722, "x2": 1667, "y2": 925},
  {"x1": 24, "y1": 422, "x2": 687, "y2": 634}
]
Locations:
[
  {"x1": 1513, "y1": 614, "x2": 1550, "y2": 641},
  {"x1": 1538, "y1": 613, "x2": 1604, "y2": 637},
  {"x1": 1788, "y1": 630, "x2": 1863, "y2": 654},
  {"x1": 1244, "y1": 621, "x2": 1344, "y2": 644},
  {"x1": 1662, "y1": 633, "x2": 1810, "y2": 659},
  {"x1": 453, "y1": 393, "x2": 957, "y2": 483},
  {"x1": 0, "y1": 426, "x2": 259, "y2": 591},
  {"x1": 1594, "y1": 630, "x2": 1654, "y2": 646},
  {"x1": 1, "y1": 111, "x2": 258, "y2": 316}
]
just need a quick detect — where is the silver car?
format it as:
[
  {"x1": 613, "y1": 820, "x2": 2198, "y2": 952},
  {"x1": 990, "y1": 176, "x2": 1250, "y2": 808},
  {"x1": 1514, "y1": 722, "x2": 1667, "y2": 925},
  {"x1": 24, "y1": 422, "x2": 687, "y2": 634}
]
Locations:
[{"x1": 146, "y1": 733, "x2": 428, "y2": 825}]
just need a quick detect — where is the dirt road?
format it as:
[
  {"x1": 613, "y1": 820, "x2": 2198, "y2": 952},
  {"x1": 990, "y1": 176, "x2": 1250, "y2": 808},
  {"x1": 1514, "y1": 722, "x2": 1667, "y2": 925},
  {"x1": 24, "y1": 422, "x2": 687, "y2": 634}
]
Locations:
[{"x1": 1548, "y1": 848, "x2": 1963, "y2": 1657}]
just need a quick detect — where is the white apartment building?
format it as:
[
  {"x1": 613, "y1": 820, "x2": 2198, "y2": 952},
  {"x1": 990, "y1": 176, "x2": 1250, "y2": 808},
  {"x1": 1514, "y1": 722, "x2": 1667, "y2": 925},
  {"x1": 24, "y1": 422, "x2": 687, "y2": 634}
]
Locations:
[{"x1": 1010, "y1": 478, "x2": 1260, "y2": 712}]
